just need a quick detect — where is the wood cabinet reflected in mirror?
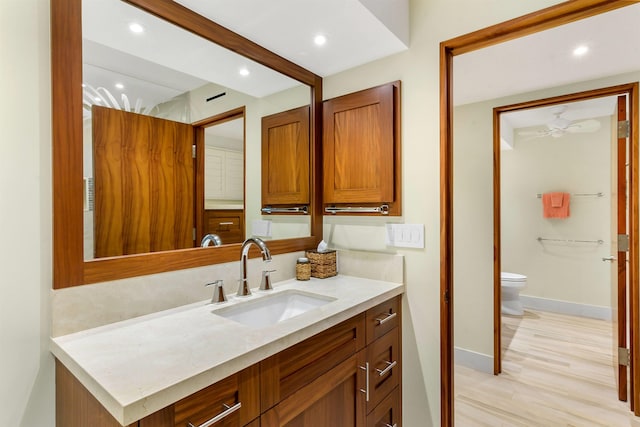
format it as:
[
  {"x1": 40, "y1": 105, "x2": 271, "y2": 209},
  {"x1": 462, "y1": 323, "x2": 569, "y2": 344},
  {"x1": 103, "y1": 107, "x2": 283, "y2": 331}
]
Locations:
[{"x1": 52, "y1": 0, "x2": 323, "y2": 288}]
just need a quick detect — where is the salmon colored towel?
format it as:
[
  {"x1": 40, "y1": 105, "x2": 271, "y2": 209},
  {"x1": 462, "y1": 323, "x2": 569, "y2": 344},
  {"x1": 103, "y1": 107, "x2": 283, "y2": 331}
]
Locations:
[{"x1": 542, "y1": 192, "x2": 570, "y2": 218}]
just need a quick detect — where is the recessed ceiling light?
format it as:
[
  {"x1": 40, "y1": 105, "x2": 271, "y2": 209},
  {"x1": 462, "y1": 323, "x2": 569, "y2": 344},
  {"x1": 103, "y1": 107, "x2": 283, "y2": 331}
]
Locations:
[
  {"x1": 573, "y1": 45, "x2": 589, "y2": 56},
  {"x1": 314, "y1": 34, "x2": 327, "y2": 46},
  {"x1": 129, "y1": 22, "x2": 144, "y2": 34},
  {"x1": 239, "y1": 67, "x2": 250, "y2": 77},
  {"x1": 115, "y1": 83, "x2": 124, "y2": 90}
]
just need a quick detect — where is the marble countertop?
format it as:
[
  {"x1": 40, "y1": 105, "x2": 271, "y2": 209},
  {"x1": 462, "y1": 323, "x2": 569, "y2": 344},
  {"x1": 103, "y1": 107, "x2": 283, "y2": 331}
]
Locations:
[{"x1": 50, "y1": 275, "x2": 404, "y2": 425}]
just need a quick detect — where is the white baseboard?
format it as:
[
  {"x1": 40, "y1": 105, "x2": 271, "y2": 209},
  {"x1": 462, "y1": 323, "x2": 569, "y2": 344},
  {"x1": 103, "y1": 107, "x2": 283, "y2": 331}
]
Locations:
[
  {"x1": 520, "y1": 295, "x2": 612, "y2": 321},
  {"x1": 454, "y1": 346, "x2": 493, "y2": 374}
]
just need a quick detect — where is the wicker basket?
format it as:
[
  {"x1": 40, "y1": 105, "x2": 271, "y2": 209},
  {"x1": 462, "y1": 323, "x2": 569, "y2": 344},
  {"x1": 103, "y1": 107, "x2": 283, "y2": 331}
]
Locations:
[{"x1": 305, "y1": 250, "x2": 337, "y2": 279}]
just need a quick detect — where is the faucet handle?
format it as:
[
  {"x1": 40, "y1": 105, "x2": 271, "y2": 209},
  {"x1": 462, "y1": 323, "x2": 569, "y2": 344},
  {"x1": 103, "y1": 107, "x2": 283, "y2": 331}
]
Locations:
[
  {"x1": 205, "y1": 279, "x2": 227, "y2": 304},
  {"x1": 259, "y1": 269, "x2": 276, "y2": 291}
]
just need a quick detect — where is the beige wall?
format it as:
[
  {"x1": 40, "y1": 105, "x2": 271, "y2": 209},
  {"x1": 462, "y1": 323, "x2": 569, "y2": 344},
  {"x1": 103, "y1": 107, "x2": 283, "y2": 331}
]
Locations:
[
  {"x1": 503, "y1": 116, "x2": 613, "y2": 307},
  {"x1": 1, "y1": 0, "x2": 577, "y2": 426},
  {"x1": 453, "y1": 71, "x2": 640, "y2": 361}
]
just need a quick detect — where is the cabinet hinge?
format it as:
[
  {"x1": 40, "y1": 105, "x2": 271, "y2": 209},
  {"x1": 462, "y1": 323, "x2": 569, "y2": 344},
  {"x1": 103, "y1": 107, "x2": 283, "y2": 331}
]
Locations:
[
  {"x1": 619, "y1": 347, "x2": 630, "y2": 366},
  {"x1": 192, "y1": 145, "x2": 197, "y2": 158},
  {"x1": 193, "y1": 227, "x2": 196, "y2": 241},
  {"x1": 618, "y1": 234, "x2": 630, "y2": 252},
  {"x1": 618, "y1": 120, "x2": 630, "y2": 139}
]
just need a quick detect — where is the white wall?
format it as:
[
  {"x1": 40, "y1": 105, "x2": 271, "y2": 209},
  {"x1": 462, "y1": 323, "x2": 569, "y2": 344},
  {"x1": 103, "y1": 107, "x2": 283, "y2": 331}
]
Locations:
[
  {"x1": 1, "y1": 0, "x2": 576, "y2": 426},
  {"x1": 0, "y1": 0, "x2": 54, "y2": 426},
  {"x1": 502, "y1": 116, "x2": 612, "y2": 308}
]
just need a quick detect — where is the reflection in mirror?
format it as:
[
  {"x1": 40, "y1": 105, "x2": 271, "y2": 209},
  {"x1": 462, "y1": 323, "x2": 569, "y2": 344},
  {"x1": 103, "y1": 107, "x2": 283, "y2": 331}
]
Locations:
[
  {"x1": 202, "y1": 114, "x2": 245, "y2": 245},
  {"x1": 81, "y1": 0, "x2": 311, "y2": 260}
]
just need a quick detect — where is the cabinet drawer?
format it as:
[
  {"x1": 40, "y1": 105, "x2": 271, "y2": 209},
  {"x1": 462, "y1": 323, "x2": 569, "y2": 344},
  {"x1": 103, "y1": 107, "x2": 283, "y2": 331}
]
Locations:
[
  {"x1": 366, "y1": 327, "x2": 400, "y2": 413},
  {"x1": 173, "y1": 365, "x2": 259, "y2": 427},
  {"x1": 366, "y1": 386, "x2": 401, "y2": 427},
  {"x1": 366, "y1": 296, "x2": 400, "y2": 344},
  {"x1": 260, "y1": 313, "x2": 365, "y2": 411},
  {"x1": 203, "y1": 210, "x2": 244, "y2": 244}
]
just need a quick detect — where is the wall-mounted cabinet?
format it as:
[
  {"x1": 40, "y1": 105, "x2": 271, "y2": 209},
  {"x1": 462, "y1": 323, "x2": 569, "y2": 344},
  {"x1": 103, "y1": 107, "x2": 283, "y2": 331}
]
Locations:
[
  {"x1": 323, "y1": 81, "x2": 401, "y2": 216},
  {"x1": 261, "y1": 105, "x2": 310, "y2": 210}
]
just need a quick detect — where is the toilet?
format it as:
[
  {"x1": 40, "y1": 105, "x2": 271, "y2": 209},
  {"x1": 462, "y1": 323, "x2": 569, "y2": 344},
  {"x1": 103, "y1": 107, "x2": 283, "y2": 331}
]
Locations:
[{"x1": 501, "y1": 272, "x2": 527, "y2": 316}]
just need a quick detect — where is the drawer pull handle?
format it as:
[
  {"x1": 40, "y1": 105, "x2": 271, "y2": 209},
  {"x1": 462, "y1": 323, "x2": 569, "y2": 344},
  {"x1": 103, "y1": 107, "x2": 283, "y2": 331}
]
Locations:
[
  {"x1": 376, "y1": 360, "x2": 397, "y2": 377},
  {"x1": 187, "y1": 401, "x2": 241, "y2": 427},
  {"x1": 375, "y1": 312, "x2": 397, "y2": 325},
  {"x1": 219, "y1": 222, "x2": 234, "y2": 225},
  {"x1": 359, "y1": 362, "x2": 370, "y2": 402},
  {"x1": 385, "y1": 424, "x2": 398, "y2": 427}
]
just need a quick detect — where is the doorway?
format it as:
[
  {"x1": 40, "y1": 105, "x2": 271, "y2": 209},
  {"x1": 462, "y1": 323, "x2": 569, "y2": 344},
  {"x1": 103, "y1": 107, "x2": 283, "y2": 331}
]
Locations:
[
  {"x1": 439, "y1": 2, "x2": 640, "y2": 425},
  {"x1": 493, "y1": 85, "x2": 636, "y2": 404}
]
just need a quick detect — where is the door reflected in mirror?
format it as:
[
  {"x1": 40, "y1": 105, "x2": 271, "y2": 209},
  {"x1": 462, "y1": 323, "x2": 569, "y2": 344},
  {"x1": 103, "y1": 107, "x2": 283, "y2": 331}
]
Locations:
[{"x1": 81, "y1": 0, "x2": 311, "y2": 260}]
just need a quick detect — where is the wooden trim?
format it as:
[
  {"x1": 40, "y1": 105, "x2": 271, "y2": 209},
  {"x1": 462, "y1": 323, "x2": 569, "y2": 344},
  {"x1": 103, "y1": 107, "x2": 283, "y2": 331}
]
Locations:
[
  {"x1": 123, "y1": 0, "x2": 317, "y2": 86},
  {"x1": 51, "y1": 0, "x2": 84, "y2": 288},
  {"x1": 310, "y1": 78, "x2": 324, "y2": 242},
  {"x1": 83, "y1": 236, "x2": 316, "y2": 284},
  {"x1": 630, "y1": 82, "x2": 640, "y2": 415},
  {"x1": 440, "y1": 2, "x2": 637, "y2": 425},
  {"x1": 444, "y1": 0, "x2": 635, "y2": 56},
  {"x1": 617, "y1": 94, "x2": 628, "y2": 402},
  {"x1": 439, "y1": 42, "x2": 454, "y2": 427},
  {"x1": 52, "y1": 0, "x2": 322, "y2": 288},
  {"x1": 492, "y1": 108, "x2": 501, "y2": 376}
]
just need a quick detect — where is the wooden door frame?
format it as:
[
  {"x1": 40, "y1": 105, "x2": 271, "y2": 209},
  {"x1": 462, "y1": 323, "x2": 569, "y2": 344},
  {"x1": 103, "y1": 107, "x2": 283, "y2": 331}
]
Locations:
[
  {"x1": 439, "y1": 1, "x2": 639, "y2": 425},
  {"x1": 492, "y1": 83, "x2": 639, "y2": 382}
]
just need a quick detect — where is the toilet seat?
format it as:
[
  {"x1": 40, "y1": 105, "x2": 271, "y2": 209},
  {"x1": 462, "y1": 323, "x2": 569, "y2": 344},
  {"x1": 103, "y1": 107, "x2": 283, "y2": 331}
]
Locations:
[{"x1": 501, "y1": 272, "x2": 526, "y2": 283}]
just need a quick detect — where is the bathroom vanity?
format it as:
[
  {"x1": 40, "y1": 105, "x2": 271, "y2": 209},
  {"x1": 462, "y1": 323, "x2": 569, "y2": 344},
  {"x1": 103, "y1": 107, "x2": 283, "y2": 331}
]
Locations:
[{"x1": 52, "y1": 276, "x2": 403, "y2": 426}]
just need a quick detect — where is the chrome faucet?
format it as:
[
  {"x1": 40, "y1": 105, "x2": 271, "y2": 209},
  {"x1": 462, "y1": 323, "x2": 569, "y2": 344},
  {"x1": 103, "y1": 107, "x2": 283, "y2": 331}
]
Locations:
[
  {"x1": 201, "y1": 233, "x2": 222, "y2": 247},
  {"x1": 238, "y1": 237, "x2": 272, "y2": 297}
]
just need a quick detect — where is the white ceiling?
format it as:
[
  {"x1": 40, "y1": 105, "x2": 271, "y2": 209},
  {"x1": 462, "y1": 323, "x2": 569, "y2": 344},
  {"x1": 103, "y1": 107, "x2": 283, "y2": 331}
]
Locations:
[
  {"x1": 81, "y1": 0, "x2": 409, "y2": 111},
  {"x1": 174, "y1": 0, "x2": 409, "y2": 77},
  {"x1": 454, "y1": 4, "x2": 640, "y2": 107}
]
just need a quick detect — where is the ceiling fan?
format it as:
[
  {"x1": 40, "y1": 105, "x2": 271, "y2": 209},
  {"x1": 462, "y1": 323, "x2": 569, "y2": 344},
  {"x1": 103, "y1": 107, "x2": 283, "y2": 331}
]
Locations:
[{"x1": 518, "y1": 106, "x2": 601, "y2": 139}]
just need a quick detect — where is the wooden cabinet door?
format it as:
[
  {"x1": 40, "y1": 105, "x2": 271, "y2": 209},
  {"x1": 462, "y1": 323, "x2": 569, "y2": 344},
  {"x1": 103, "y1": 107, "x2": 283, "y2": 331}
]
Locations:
[
  {"x1": 323, "y1": 82, "x2": 401, "y2": 214},
  {"x1": 260, "y1": 352, "x2": 366, "y2": 427},
  {"x1": 92, "y1": 105, "x2": 195, "y2": 258},
  {"x1": 173, "y1": 365, "x2": 260, "y2": 427},
  {"x1": 260, "y1": 314, "x2": 365, "y2": 411},
  {"x1": 261, "y1": 105, "x2": 310, "y2": 206}
]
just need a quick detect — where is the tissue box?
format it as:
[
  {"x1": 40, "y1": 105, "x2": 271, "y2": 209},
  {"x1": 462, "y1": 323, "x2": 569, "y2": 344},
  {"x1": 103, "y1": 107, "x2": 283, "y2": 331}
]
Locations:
[{"x1": 305, "y1": 250, "x2": 337, "y2": 279}]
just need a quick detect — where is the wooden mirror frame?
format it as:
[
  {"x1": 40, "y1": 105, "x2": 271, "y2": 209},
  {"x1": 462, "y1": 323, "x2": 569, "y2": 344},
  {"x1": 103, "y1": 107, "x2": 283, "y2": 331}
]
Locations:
[
  {"x1": 52, "y1": 0, "x2": 323, "y2": 289},
  {"x1": 440, "y1": 1, "x2": 638, "y2": 425}
]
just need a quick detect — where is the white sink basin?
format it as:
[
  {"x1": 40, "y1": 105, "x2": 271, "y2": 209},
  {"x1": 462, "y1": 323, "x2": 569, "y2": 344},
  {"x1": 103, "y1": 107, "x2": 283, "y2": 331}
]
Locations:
[{"x1": 214, "y1": 290, "x2": 335, "y2": 328}]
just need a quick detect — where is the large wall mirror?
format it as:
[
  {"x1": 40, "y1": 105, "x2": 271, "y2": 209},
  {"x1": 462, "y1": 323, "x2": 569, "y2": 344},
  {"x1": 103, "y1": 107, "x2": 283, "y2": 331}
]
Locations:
[{"x1": 52, "y1": 0, "x2": 323, "y2": 288}]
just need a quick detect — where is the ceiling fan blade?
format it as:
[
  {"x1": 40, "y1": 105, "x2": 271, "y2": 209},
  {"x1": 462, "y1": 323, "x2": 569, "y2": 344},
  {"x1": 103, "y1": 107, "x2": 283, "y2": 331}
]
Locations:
[
  {"x1": 566, "y1": 119, "x2": 601, "y2": 133},
  {"x1": 518, "y1": 129, "x2": 551, "y2": 138}
]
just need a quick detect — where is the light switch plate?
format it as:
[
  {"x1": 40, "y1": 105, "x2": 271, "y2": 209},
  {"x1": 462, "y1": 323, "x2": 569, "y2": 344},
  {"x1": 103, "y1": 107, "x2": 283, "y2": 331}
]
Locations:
[{"x1": 386, "y1": 223, "x2": 424, "y2": 248}]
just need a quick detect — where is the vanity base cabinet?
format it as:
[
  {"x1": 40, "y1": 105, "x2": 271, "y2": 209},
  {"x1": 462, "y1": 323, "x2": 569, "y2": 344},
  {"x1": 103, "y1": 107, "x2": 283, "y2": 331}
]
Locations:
[{"x1": 56, "y1": 296, "x2": 402, "y2": 427}]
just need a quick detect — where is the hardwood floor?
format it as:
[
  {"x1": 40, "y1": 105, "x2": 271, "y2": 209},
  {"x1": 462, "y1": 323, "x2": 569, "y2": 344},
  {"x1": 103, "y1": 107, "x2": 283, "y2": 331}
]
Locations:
[{"x1": 455, "y1": 310, "x2": 640, "y2": 426}]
